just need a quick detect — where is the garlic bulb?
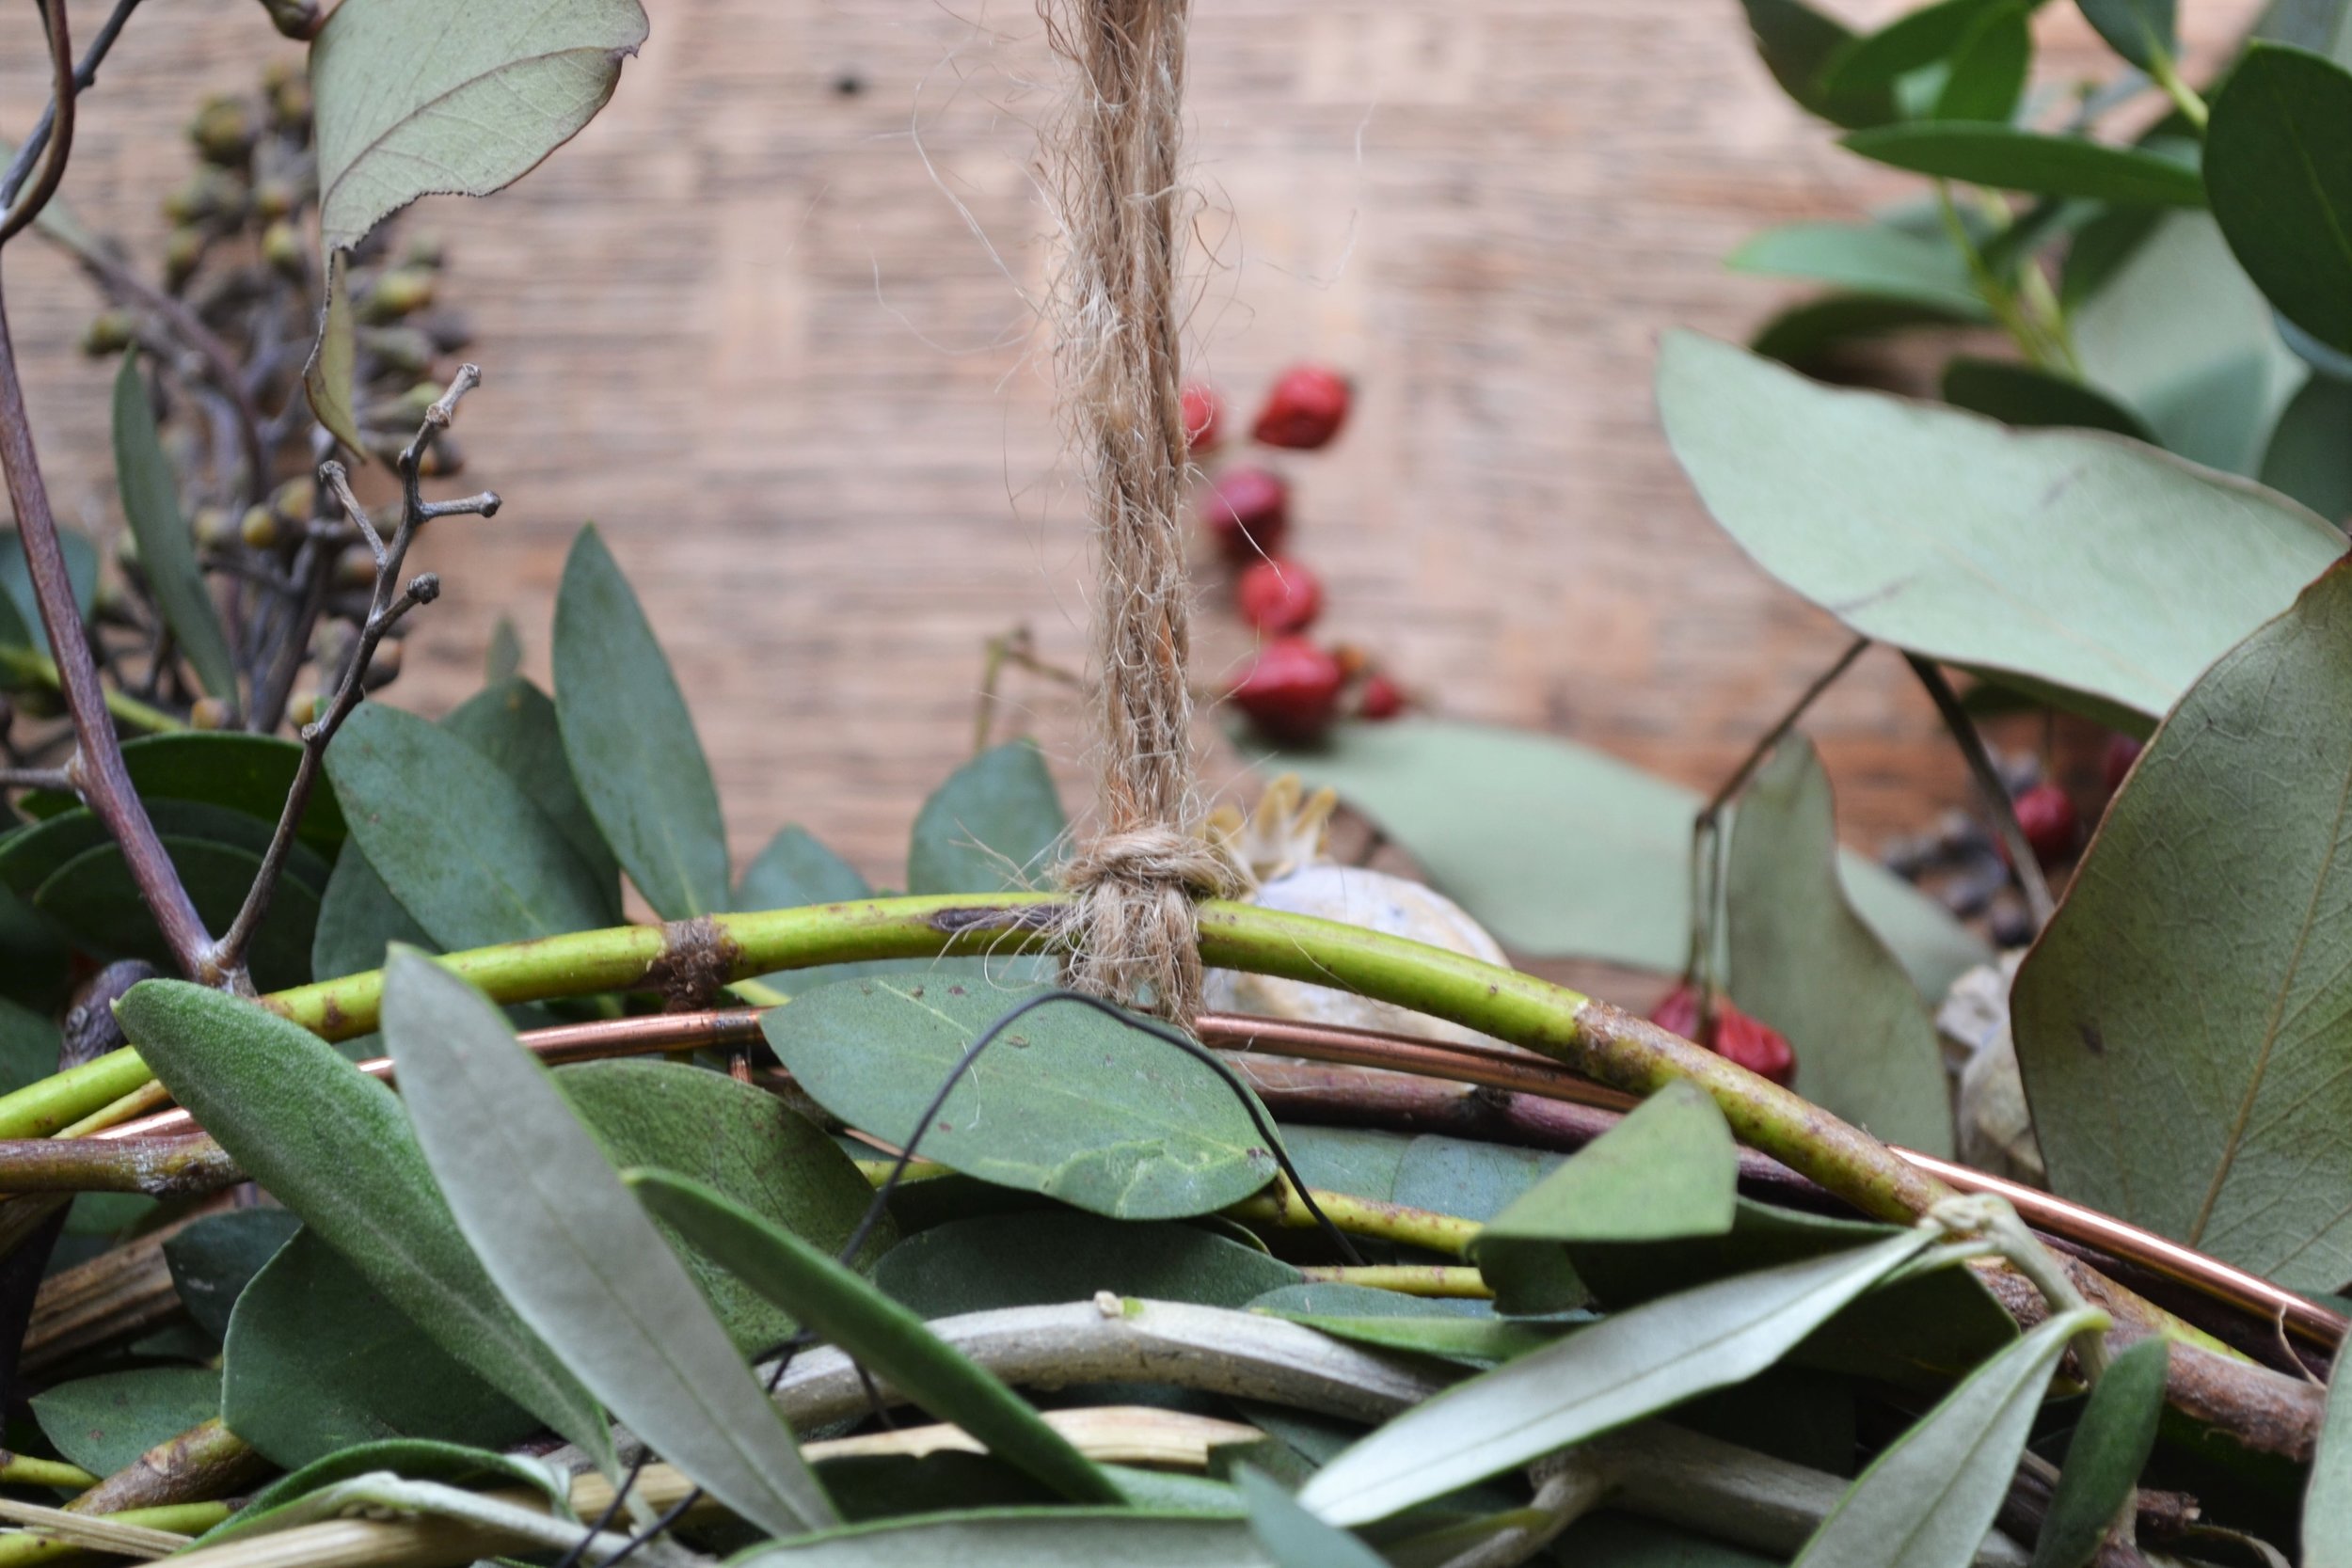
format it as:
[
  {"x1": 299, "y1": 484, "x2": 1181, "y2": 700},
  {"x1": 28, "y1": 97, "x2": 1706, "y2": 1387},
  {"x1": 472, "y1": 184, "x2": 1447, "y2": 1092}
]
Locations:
[{"x1": 1201, "y1": 776, "x2": 1507, "y2": 1046}]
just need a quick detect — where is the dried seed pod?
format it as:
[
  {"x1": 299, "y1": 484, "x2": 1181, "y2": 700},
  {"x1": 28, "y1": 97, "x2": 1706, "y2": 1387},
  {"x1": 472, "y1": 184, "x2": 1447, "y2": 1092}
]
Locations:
[{"x1": 80, "y1": 310, "x2": 135, "y2": 356}]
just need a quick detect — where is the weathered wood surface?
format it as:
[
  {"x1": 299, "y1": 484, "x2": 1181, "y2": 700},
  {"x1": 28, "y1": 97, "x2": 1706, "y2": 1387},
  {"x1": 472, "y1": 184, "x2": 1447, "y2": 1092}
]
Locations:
[{"x1": 2, "y1": 1, "x2": 2254, "y2": 947}]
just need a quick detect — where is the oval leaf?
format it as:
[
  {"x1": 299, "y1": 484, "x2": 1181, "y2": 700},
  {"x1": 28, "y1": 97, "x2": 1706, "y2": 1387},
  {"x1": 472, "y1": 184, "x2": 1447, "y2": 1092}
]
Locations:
[
  {"x1": 1938, "y1": 357, "x2": 2153, "y2": 440},
  {"x1": 872, "y1": 1212, "x2": 1301, "y2": 1320},
  {"x1": 113, "y1": 357, "x2": 237, "y2": 706},
  {"x1": 311, "y1": 0, "x2": 649, "y2": 255},
  {"x1": 765, "y1": 979, "x2": 1276, "y2": 1220},
  {"x1": 2206, "y1": 42, "x2": 2352, "y2": 356},
  {"x1": 1739, "y1": 0, "x2": 1900, "y2": 129},
  {"x1": 112, "y1": 979, "x2": 610, "y2": 1465},
  {"x1": 908, "y1": 740, "x2": 1067, "y2": 895},
  {"x1": 1659, "y1": 331, "x2": 2344, "y2": 725},
  {"x1": 2076, "y1": 0, "x2": 2176, "y2": 69},
  {"x1": 1478, "y1": 1081, "x2": 1738, "y2": 1247},
  {"x1": 2013, "y1": 562, "x2": 2352, "y2": 1290},
  {"x1": 164, "y1": 1209, "x2": 303, "y2": 1343},
  {"x1": 380, "y1": 950, "x2": 834, "y2": 1533},
  {"x1": 325, "y1": 701, "x2": 612, "y2": 951},
  {"x1": 1726, "y1": 737, "x2": 1955, "y2": 1156},
  {"x1": 31, "y1": 1368, "x2": 220, "y2": 1478},
  {"x1": 444, "y1": 674, "x2": 620, "y2": 911},
  {"x1": 1727, "y1": 223, "x2": 1985, "y2": 316},
  {"x1": 630, "y1": 1168, "x2": 1121, "y2": 1505},
  {"x1": 1792, "y1": 1307, "x2": 2104, "y2": 1567},
  {"x1": 1295, "y1": 1230, "x2": 1934, "y2": 1526},
  {"x1": 552, "y1": 525, "x2": 729, "y2": 920},
  {"x1": 2030, "y1": 1337, "x2": 2168, "y2": 1568},
  {"x1": 2260, "y1": 372, "x2": 2352, "y2": 526},
  {"x1": 1840, "y1": 124, "x2": 2205, "y2": 207},
  {"x1": 18, "y1": 733, "x2": 345, "y2": 853}
]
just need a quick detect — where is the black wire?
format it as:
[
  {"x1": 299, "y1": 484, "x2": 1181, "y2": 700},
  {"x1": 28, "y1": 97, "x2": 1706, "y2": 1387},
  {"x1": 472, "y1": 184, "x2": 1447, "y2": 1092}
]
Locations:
[{"x1": 573, "y1": 987, "x2": 1359, "y2": 1564}]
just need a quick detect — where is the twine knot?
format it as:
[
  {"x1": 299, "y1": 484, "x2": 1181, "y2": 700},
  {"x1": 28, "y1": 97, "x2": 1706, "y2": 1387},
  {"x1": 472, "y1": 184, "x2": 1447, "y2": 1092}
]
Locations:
[{"x1": 1060, "y1": 826, "x2": 1241, "y2": 1023}]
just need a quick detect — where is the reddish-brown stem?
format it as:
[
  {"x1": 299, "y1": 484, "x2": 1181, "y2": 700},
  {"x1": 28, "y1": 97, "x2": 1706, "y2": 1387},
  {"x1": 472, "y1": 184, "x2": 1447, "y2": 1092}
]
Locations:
[
  {"x1": 0, "y1": 1, "x2": 75, "y2": 248},
  {"x1": 0, "y1": 271, "x2": 215, "y2": 981}
]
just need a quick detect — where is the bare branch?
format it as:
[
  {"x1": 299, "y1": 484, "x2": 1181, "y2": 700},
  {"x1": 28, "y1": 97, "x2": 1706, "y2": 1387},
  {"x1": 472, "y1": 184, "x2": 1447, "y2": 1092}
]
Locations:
[
  {"x1": 0, "y1": 1, "x2": 75, "y2": 249},
  {"x1": 0, "y1": 765, "x2": 70, "y2": 793},
  {"x1": 0, "y1": 0, "x2": 142, "y2": 217}
]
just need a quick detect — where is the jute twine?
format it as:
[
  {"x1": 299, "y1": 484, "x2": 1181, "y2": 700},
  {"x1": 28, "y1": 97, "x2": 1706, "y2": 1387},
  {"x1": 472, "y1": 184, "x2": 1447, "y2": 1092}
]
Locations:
[{"x1": 1042, "y1": 0, "x2": 1238, "y2": 1022}]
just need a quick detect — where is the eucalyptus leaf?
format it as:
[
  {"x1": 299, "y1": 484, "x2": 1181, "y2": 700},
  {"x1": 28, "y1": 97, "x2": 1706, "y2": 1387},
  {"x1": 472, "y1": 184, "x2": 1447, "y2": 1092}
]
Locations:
[
  {"x1": 1791, "y1": 1307, "x2": 2103, "y2": 1567},
  {"x1": 908, "y1": 740, "x2": 1067, "y2": 895},
  {"x1": 1269, "y1": 717, "x2": 1989, "y2": 998},
  {"x1": 1738, "y1": 0, "x2": 1900, "y2": 128},
  {"x1": 37, "y1": 833, "x2": 318, "y2": 992},
  {"x1": 735, "y1": 1509, "x2": 1272, "y2": 1566},
  {"x1": 2011, "y1": 562, "x2": 2352, "y2": 1290},
  {"x1": 1238, "y1": 1466, "x2": 1389, "y2": 1568},
  {"x1": 380, "y1": 950, "x2": 833, "y2": 1530},
  {"x1": 1727, "y1": 223, "x2": 1984, "y2": 315},
  {"x1": 1391, "y1": 1133, "x2": 1563, "y2": 1222},
  {"x1": 1939, "y1": 357, "x2": 2153, "y2": 440},
  {"x1": 1751, "y1": 296, "x2": 1978, "y2": 368},
  {"x1": 2076, "y1": 0, "x2": 2176, "y2": 69},
  {"x1": 873, "y1": 1212, "x2": 1301, "y2": 1319},
  {"x1": 30, "y1": 1367, "x2": 220, "y2": 1478},
  {"x1": 444, "y1": 675, "x2": 620, "y2": 908},
  {"x1": 553, "y1": 525, "x2": 729, "y2": 920},
  {"x1": 222, "y1": 1228, "x2": 538, "y2": 1469},
  {"x1": 485, "y1": 617, "x2": 523, "y2": 685},
  {"x1": 164, "y1": 1208, "x2": 302, "y2": 1343},
  {"x1": 2263, "y1": 374, "x2": 2352, "y2": 527},
  {"x1": 631, "y1": 1168, "x2": 1122, "y2": 1504},
  {"x1": 0, "y1": 996, "x2": 58, "y2": 1097},
  {"x1": 2074, "y1": 214, "x2": 2307, "y2": 474},
  {"x1": 1295, "y1": 1230, "x2": 1934, "y2": 1525},
  {"x1": 2030, "y1": 1338, "x2": 2167, "y2": 1568},
  {"x1": 1819, "y1": 0, "x2": 2016, "y2": 95},
  {"x1": 325, "y1": 701, "x2": 612, "y2": 951},
  {"x1": 1264, "y1": 1312, "x2": 1556, "y2": 1367},
  {"x1": 1726, "y1": 737, "x2": 1954, "y2": 1156},
  {"x1": 740, "y1": 825, "x2": 871, "y2": 909},
  {"x1": 2205, "y1": 43, "x2": 2352, "y2": 357},
  {"x1": 1658, "y1": 332, "x2": 2343, "y2": 724},
  {"x1": 764, "y1": 978, "x2": 1276, "y2": 1220},
  {"x1": 1933, "y1": 2, "x2": 2031, "y2": 121},
  {"x1": 310, "y1": 0, "x2": 649, "y2": 255},
  {"x1": 311, "y1": 843, "x2": 434, "y2": 985},
  {"x1": 16, "y1": 733, "x2": 344, "y2": 853},
  {"x1": 1478, "y1": 1081, "x2": 1738, "y2": 1246},
  {"x1": 112, "y1": 357, "x2": 236, "y2": 705},
  {"x1": 112, "y1": 979, "x2": 610, "y2": 1465},
  {"x1": 0, "y1": 798, "x2": 327, "y2": 905},
  {"x1": 558, "y1": 1058, "x2": 892, "y2": 1354},
  {"x1": 302, "y1": 252, "x2": 363, "y2": 456},
  {"x1": 1840, "y1": 124, "x2": 2203, "y2": 206}
]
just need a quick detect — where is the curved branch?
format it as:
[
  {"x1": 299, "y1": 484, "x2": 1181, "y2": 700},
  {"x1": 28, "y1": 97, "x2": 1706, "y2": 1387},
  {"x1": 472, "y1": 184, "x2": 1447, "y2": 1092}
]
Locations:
[{"x1": 0, "y1": 1, "x2": 74, "y2": 248}]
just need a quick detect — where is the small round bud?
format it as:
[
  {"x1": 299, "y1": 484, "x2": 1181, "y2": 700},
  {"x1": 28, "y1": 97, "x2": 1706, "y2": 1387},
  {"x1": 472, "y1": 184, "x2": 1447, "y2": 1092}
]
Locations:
[
  {"x1": 356, "y1": 325, "x2": 435, "y2": 375},
  {"x1": 288, "y1": 689, "x2": 323, "y2": 728},
  {"x1": 189, "y1": 696, "x2": 231, "y2": 731},
  {"x1": 407, "y1": 573, "x2": 441, "y2": 605},
  {"x1": 262, "y1": 220, "x2": 305, "y2": 280},
  {"x1": 192, "y1": 505, "x2": 238, "y2": 550},
  {"x1": 252, "y1": 177, "x2": 298, "y2": 222},
  {"x1": 188, "y1": 97, "x2": 256, "y2": 166},
  {"x1": 260, "y1": 57, "x2": 297, "y2": 93},
  {"x1": 163, "y1": 169, "x2": 243, "y2": 226},
  {"x1": 269, "y1": 476, "x2": 317, "y2": 527},
  {"x1": 271, "y1": 77, "x2": 312, "y2": 128},
  {"x1": 400, "y1": 234, "x2": 445, "y2": 270},
  {"x1": 359, "y1": 268, "x2": 436, "y2": 324},
  {"x1": 80, "y1": 310, "x2": 135, "y2": 357},
  {"x1": 164, "y1": 229, "x2": 204, "y2": 288},
  {"x1": 239, "y1": 505, "x2": 278, "y2": 550}
]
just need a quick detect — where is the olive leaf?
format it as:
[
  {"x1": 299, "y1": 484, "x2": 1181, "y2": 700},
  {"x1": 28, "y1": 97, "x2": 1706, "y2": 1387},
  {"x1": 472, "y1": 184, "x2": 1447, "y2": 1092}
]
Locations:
[
  {"x1": 1737, "y1": 0, "x2": 1899, "y2": 128},
  {"x1": 2013, "y1": 562, "x2": 2352, "y2": 1291},
  {"x1": 381, "y1": 950, "x2": 834, "y2": 1532},
  {"x1": 2311, "y1": 1338, "x2": 2352, "y2": 1565},
  {"x1": 872, "y1": 1212, "x2": 1300, "y2": 1319},
  {"x1": 2029, "y1": 1338, "x2": 2168, "y2": 1568},
  {"x1": 553, "y1": 524, "x2": 731, "y2": 920},
  {"x1": 1790, "y1": 1307, "x2": 2104, "y2": 1566},
  {"x1": 1726, "y1": 223, "x2": 1985, "y2": 316},
  {"x1": 2076, "y1": 0, "x2": 2176, "y2": 69},
  {"x1": 2260, "y1": 373, "x2": 2352, "y2": 525},
  {"x1": 310, "y1": 0, "x2": 650, "y2": 257},
  {"x1": 1932, "y1": 2, "x2": 2032, "y2": 121},
  {"x1": 444, "y1": 674, "x2": 621, "y2": 911},
  {"x1": 111, "y1": 979, "x2": 612, "y2": 1466},
  {"x1": 112, "y1": 357, "x2": 237, "y2": 706},
  {"x1": 164, "y1": 1209, "x2": 302, "y2": 1343},
  {"x1": 1840, "y1": 125, "x2": 2204, "y2": 207},
  {"x1": 1295, "y1": 1230, "x2": 1934, "y2": 1526},
  {"x1": 1237, "y1": 1467, "x2": 1388, "y2": 1568},
  {"x1": 730, "y1": 1510, "x2": 1272, "y2": 1565},
  {"x1": 1658, "y1": 331, "x2": 2343, "y2": 727}
]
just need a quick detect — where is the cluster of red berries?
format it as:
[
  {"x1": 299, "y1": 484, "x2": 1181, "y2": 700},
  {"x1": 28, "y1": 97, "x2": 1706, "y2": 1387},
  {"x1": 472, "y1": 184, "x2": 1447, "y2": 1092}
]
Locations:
[
  {"x1": 1186, "y1": 365, "x2": 1406, "y2": 745},
  {"x1": 1649, "y1": 983, "x2": 1798, "y2": 1086}
]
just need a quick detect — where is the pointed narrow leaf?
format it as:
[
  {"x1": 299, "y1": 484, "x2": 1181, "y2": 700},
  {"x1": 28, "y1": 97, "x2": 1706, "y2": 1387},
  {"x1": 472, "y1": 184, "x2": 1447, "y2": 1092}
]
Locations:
[
  {"x1": 1727, "y1": 738, "x2": 1955, "y2": 1155},
  {"x1": 739, "y1": 826, "x2": 871, "y2": 908},
  {"x1": 381, "y1": 950, "x2": 834, "y2": 1533},
  {"x1": 1939, "y1": 357, "x2": 2153, "y2": 439},
  {"x1": 0, "y1": 526, "x2": 95, "y2": 661},
  {"x1": 303, "y1": 252, "x2": 363, "y2": 457},
  {"x1": 2030, "y1": 1338, "x2": 2168, "y2": 1568},
  {"x1": 553, "y1": 525, "x2": 729, "y2": 920},
  {"x1": 310, "y1": 0, "x2": 649, "y2": 256},
  {"x1": 1792, "y1": 1307, "x2": 2104, "y2": 1567},
  {"x1": 1820, "y1": 0, "x2": 2014, "y2": 95},
  {"x1": 312, "y1": 843, "x2": 434, "y2": 983},
  {"x1": 1480, "y1": 1081, "x2": 1737, "y2": 1245},
  {"x1": 1296, "y1": 1230, "x2": 1934, "y2": 1525},
  {"x1": 630, "y1": 1168, "x2": 1120, "y2": 1504},
  {"x1": 112, "y1": 358, "x2": 236, "y2": 705},
  {"x1": 908, "y1": 740, "x2": 1067, "y2": 895},
  {"x1": 2013, "y1": 563, "x2": 2352, "y2": 1290},
  {"x1": 734, "y1": 1509, "x2": 1270, "y2": 1565},
  {"x1": 1738, "y1": 0, "x2": 1900, "y2": 128},
  {"x1": 2077, "y1": 0, "x2": 2176, "y2": 68},
  {"x1": 2311, "y1": 1338, "x2": 2352, "y2": 1565},
  {"x1": 1659, "y1": 332, "x2": 2344, "y2": 724},
  {"x1": 1238, "y1": 1467, "x2": 1388, "y2": 1568},
  {"x1": 1841, "y1": 125, "x2": 2204, "y2": 207},
  {"x1": 1727, "y1": 223, "x2": 1985, "y2": 315},
  {"x1": 1933, "y1": 3, "x2": 2032, "y2": 121},
  {"x1": 196, "y1": 1439, "x2": 565, "y2": 1548},
  {"x1": 2206, "y1": 43, "x2": 2352, "y2": 356},
  {"x1": 325, "y1": 702, "x2": 612, "y2": 950},
  {"x1": 112, "y1": 980, "x2": 609, "y2": 1465}
]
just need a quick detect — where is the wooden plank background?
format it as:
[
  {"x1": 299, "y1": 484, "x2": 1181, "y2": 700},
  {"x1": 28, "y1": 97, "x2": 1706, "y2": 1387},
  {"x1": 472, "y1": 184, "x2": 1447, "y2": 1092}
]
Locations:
[{"x1": 1, "y1": 0, "x2": 2255, "y2": 924}]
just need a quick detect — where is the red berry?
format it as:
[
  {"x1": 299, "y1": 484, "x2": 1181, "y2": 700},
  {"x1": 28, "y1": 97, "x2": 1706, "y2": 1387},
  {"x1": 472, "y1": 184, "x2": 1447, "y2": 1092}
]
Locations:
[
  {"x1": 1357, "y1": 673, "x2": 1406, "y2": 721},
  {"x1": 1198, "y1": 467, "x2": 1289, "y2": 561},
  {"x1": 1649, "y1": 983, "x2": 1796, "y2": 1086},
  {"x1": 1181, "y1": 381, "x2": 1223, "y2": 453},
  {"x1": 1230, "y1": 636, "x2": 1343, "y2": 744},
  {"x1": 2011, "y1": 782, "x2": 2079, "y2": 866},
  {"x1": 2102, "y1": 733, "x2": 2144, "y2": 794},
  {"x1": 1235, "y1": 558, "x2": 1324, "y2": 635},
  {"x1": 1251, "y1": 364, "x2": 1351, "y2": 450}
]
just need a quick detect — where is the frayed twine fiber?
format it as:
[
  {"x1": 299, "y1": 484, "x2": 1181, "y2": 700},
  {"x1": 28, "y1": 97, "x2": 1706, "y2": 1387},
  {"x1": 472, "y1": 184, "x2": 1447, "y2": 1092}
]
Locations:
[{"x1": 1041, "y1": 0, "x2": 1238, "y2": 1022}]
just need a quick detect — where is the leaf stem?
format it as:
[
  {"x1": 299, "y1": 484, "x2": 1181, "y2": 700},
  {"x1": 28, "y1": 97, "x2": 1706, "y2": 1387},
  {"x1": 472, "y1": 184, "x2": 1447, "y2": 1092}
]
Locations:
[
  {"x1": 2148, "y1": 49, "x2": 2210, "y2": 132},
  {"x1": 1905, "y1": 655, "x2": 2056, "y2": 928}
]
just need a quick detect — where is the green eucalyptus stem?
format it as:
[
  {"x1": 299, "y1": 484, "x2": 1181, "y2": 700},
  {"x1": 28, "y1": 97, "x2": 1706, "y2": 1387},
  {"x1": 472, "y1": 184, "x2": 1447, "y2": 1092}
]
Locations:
[
  {"x1": 1232, "y1": 1179, "x2": 1482, "y2": 1259},
  {"x1": 1295, "y1": 1264, "x2": 1491, "y2": 1298},
  {"x1": 1934, "y1": 182, "x2": 2059, "y2": 372},
  {"x1": 2148, "y1": 49, "x2": 2210, "y2": 132},
  {"x1": 0, "y1": 1502, "x2": 228, "y2": 1568}
]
